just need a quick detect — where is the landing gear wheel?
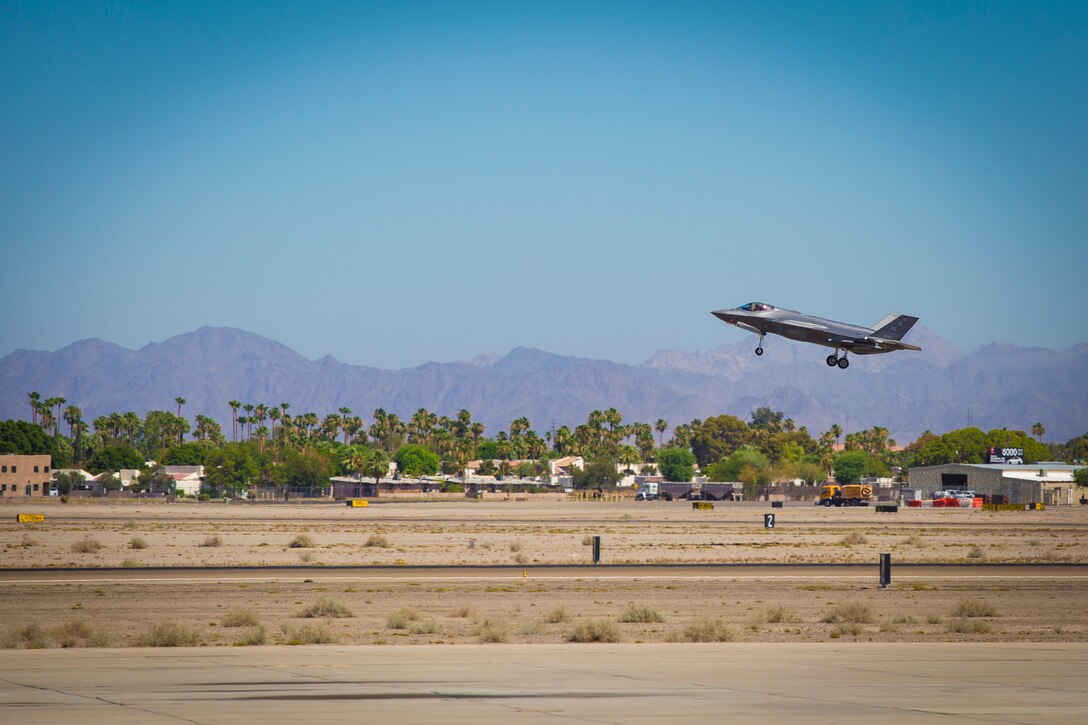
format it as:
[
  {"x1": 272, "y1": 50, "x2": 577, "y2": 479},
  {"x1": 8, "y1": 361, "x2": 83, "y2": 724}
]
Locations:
[
  {"x1": 826, "y1": 355, "x2": 839, "y2": 367},
  {"x1": 837, "y1": 357, "x2": 850, "y2": 369},
  {"x1": 755, "y1": 347, "x2": 764, "y2": 356}
]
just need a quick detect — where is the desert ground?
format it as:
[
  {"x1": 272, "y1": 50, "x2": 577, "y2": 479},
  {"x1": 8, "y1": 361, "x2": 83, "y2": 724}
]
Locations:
[{"x1": 1, "y1": 499, "x2": 1086, "y2": 649}]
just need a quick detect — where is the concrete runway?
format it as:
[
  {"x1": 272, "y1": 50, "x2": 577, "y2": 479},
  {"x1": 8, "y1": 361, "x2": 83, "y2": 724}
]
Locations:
[
  {"x1": 2, "y1": 643, "x2": 1085, "y2": 724},
  {"x1": 3, "y1": 562, "x2": 1086, "y2": 584}
]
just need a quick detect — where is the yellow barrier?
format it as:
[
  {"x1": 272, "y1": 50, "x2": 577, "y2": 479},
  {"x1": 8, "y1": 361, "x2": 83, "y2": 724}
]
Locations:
[
  {"x1": 17, "y1": 513, "x2": 45, "y2": 523},
  {"x1": 347, "y1": 499, "x2": 369, "y2": 507},
  {"x1": 982, "y1": 503, "x2": 1045, "y2": 512}
]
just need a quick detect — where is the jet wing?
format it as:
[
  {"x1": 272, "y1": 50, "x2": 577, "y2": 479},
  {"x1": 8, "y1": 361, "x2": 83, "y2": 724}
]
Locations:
[{"x1": 864, "y1": 337, "x2": 922, "y2": 351}]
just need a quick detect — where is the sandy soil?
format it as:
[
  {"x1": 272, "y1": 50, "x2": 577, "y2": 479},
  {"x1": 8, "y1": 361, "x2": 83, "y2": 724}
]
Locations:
[{"x1": 1, "y1": 499, "x2": 1085, "y2": 648}]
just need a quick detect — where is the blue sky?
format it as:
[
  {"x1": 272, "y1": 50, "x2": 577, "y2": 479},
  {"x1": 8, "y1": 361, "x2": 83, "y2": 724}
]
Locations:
[{"x1": 3, "y1": 1, "x2": 1086, "y2": 368}]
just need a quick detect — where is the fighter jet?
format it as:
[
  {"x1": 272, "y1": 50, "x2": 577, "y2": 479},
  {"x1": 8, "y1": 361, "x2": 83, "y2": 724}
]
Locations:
[{"x1": 711, "y1": 302, "x2": 921, "y2": 369}]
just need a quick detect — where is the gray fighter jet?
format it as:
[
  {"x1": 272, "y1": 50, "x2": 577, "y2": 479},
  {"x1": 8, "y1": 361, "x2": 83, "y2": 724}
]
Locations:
[{"x1": 711, "y1": 302, "x2": 921, "y2": 369}]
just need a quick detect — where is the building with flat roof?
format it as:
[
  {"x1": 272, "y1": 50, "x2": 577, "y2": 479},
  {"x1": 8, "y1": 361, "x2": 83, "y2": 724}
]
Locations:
[
  {"x1": 0, "y1": 455, "x2": 53, "y2": 497},
  {"x1": 908, "y1": 462, "x2": 1084, "y2": 505}
]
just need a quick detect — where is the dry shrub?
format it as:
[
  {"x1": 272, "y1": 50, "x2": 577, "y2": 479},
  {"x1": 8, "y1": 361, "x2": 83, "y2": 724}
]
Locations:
[
  {"x1": 71, "y1": 537, "x2": 102, "y2": 554},
  {"x1": 138, "y1": 622, "x2": 201, "y2": 647},
  {"x1": 761, "y1": 605, "x2": 795, "y2": 624},
  {"x1": 128, "y1": 537, "x2": 148, "y2": 550},
  {"x1": 447, "y1": 605, "x2": 475, "y2": 618},
  {"x1": 53, "y1": 620, "x2": 109, "y2": 648},
  {"x1": 1, "y1": 624, "x2": 49, "y2": 649},
  {"x1": 681, "y1": 619, "x2": 735, "y2": 643},
  {"x1": 120, "y1": 558, "x2": 140, "y2": 568},
  {"x1": 821, "y1": 602, "x2": 874, "y2": 624},
  {"x1": 222, "y1": 610, "x2": 260, "y2": 628},
  {"x1": 366, "y1": 534, "x2": 390, "y2": 548},
  {"x1": 235, "y1": 625, "x2": 267, "y2": 646},
  {"x1": 926, "y1": 614, "x2": 942, "y2": 624},
  {"x1": 519, "y1": 620, "x2": 543, "y2": 636},
  {"x1": 952, "y1": 599, "x2": 999, "y2": 618},
  {"x1": 569, "y1": 619, "x2": 622, "y2": 643},
  {"x1": 388, "y1": 608, "x2": 420, "y2": 629},
  {"x1": 967, "y1": 546, "x2": 985, "y2": 559},
  {"x1": 831, "y1": 623, "x2": 863, "y2": 637},
  {"x1": 408, "y1": 620, "x2": 442, "y2": 635},
  {"x1": 21, "y1": 534, "x2": 41, "y2": 547},
  {"x1": 298, "y1": 552, "x2": 314, "y2": 563},
  {"x1": 619, "y1": 605, "x2": 665, "y2": 623},
  {"x1": 199, "y1": 535, "x2": 223, "y2": 548},
  {"x1": 544, "y1": 606, "x2": 570, "y2": 624},
  {"x1": 902, "y1": 534, "x2": 924, "y2": 547},
  {"x1": 478, "y1": 620, "x2": 510, "y2": 643},
  {"x1": 840, "y1": 532, "x2": 867, "y2": 546},
  {"x1": 947, "y1": 618, "x2": 993, "y2": 634},
  {"x1": 281, "y1": 623, "x2": 336, "y2": 645},
  {"x1": 509, "y1": 541, "x2": 522, "y2": 553},
  {"x1": 513, "y1": 552, "x2": 529, "y2": 564},
  {"x1": 289, "y1": 534, "x2": 315, "y2": 549},
  {"x1": 297, "y1": 597, "x2": 353, "y2": 619},
  {"x1": 582, "y1": 535, "x2": 594, "y2": 546}
]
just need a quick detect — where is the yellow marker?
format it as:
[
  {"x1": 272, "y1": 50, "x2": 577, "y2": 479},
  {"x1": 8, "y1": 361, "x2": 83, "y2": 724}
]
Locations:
[
  {"x1": 350, "y1": 499, "x2": 369, "y2": 507},
  {"x1": 522, "y1": 571, "x2": 527, "y2": 578},
  {"x1": 17, "y1": 514, "x2": 45, "y2": 524}
]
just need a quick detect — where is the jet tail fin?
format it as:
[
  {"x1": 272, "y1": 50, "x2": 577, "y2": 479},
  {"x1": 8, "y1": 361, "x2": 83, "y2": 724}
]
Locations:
[{"x1": 870, "y1": 314, "x2": 918, "y2": 341}]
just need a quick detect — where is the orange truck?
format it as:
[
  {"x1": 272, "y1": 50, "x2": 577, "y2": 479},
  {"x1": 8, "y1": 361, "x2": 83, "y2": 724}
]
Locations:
[{"x1": 818, "y1": 483, "x2": 873, "y2": 507}]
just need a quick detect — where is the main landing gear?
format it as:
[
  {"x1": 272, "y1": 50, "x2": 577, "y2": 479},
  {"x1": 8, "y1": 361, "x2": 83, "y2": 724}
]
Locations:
[{"x1": 826, "y1": 351, "x2": 850, "y2": 369}]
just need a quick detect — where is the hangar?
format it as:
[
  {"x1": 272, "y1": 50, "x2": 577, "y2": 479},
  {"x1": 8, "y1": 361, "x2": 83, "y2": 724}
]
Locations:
[{"x1": 908, "y1": 462, "x2": 1084, "y2": 506}]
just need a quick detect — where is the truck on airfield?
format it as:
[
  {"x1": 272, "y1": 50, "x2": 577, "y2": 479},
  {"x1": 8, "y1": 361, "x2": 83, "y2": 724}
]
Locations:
[{"x1": 817, "y1": 483, "x2": 873, "y2": 507}]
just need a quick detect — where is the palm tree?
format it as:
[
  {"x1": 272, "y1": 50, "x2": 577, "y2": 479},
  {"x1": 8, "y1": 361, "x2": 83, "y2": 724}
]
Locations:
[
  {"x1": 27, "y1": 391, "x2": 40, "y2": 425},
  {"x1": 63, "y1": 405, "x2": 82, "y2": 437},
  {"x1": 243, "y1": 404, "x2": 255, "y2": 440},
  {"x1": 175, "y1": 396, "x2": 186, "y2": 418},
  {"x1": 228, "y1": 401, "x2": 241, "y2": 442},
  {"x1": 830, "y1": 424, "x2": 843, "y2": 450},
  {"x1": 1031, "y1": 422, "x2": 1046, "y2": 440},
  {"x1": 654, "y1": 419, "x2": 668, "y2": 447}
]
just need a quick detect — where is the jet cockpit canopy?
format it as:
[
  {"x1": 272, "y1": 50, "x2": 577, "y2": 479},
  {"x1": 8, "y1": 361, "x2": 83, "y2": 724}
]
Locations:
[{"x1": 740, "y1": 302, "x2": 775, "y2": 312}]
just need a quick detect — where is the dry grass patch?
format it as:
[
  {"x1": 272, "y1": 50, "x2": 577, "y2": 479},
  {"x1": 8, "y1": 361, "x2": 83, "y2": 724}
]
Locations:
[
  {"x1": 1, "y1": 624, "x2": 50, "y2": 649},
  {"x1": 71, "y1": 537, "x2": 102, "y2": 554},
  {"x1": 509, "y1": 541, "x2": 522, "y2": 553},
  {"x1": 120, "y1": 558, "x2": 140, "y2": 568},
  {"x1": 519, "y1": 620, "x2": 543, "y2": 636},
  {"x1": 234, "y1": 625, "x2": 267, "y2": 646},
  {"x1": 947, "y1": 618, "x2": 993, "y2": 634},
  {"x1": 448, "y1": 605, "x2": 475, "y2": 618},
  {"x1": 222, "y1": 610, "x2": 260, "y2": 628},
  {"x1": 821, "y1": 602, "x2": 874, "y2": 624},
  {"x1": 199, "y1": 535, "x2": 223, "y2": 548},
  {"x1": 366, "y1": 534, "x2": 390, "y2": 548},
  {"x1": 408, "y1": 619, "x2": 443, "y2": 635},
  {"x1": 138, "y1": 622, "x2": 201, "y2": 647},
  {"x1": 830, "y1": 623, "x2": 864, "y2": 637},
  {"x1": 53, "y1": 620, "x2": 110, "y2": 648},
  {"x1": 544, "y1": 606, "x2": 570, "y2": 623},
  {"x1": 840, "y1": 532, "x2": 868, "y2": 546},
  {"x1": 478, "y1": 619, "x2": 510, "y2": 643},
  {"x1": 569, "y1": 619, "x2": 622, "y2": 643},
  {"x1": 297, "y1": 597, "x2": 353, "y2": 618},
  {"x1": 289, "y1": 534, "x2": 316, "y2": 549},
  {"x1": 582, "y1": 535, "x2": 594, "y2": 546},
  {"x1": 281, "y1": 623, "x2": 336, "y2": 645},
  {"x1": 388, "y1": 608, "x2": 420, "y2": 629},
  {"x1": 619, "y1": 605, "x2": 665, "y2": 623},
  {"x1": 901, "y1": 534, "x2": 924, "y2": 547},
  {"x1": 21, "y1": 534, "x2": 41, "y2": 547},
  {"x1": 680, "y1": 619, "x2": 735, "y2": 642},
  {"x1": 128, "y1": 536, "x2": 148, "y2": 550},
  {"x1": 966, "y1": 546, "x2": 985, "y2": 559},
  {"x1": 951, "y1": 599, "x2": 999, "y2": 618},
  {"x1": 513, "y1": 552, "x2": 529, "y2": 564}
]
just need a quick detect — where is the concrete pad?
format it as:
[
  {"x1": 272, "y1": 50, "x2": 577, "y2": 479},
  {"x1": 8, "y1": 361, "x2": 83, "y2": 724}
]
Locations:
[{"x1": 1, "y1": 643, "x2": 1086, "y2": 724}]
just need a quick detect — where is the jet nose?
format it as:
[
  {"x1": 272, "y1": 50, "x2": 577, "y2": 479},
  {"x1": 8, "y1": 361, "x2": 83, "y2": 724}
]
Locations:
[{"x1": 711, "y1": 309, "x2": 735, "y2": 322}]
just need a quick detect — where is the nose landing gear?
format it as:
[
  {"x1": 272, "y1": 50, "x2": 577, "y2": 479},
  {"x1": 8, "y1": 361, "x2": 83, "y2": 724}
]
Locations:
[{"x1": 755, "y1": 333, "x2": 765, "y2": 356}]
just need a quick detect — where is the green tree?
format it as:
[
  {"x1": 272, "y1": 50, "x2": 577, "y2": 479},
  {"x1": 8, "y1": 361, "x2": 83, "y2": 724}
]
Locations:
[
  {"x1": 394, "y1": 444, "x2": 440, "y2": 477},
  {"x1": 689, "y1": 415, "x2": 752, "y2": 466},
  {"x1": 161, "y1": 442, "x2": 208, "y2": 466},
  {"x1": 570, "y1": 459, "x2": 621, "y2": 489},
  {"x1": 135, "y1": 463, "x2": 176, "y2": 495},
  {"x1": 87, "y1": 444, "x2": 144, "y2": 474},
  {"x1": 704, "y1": 446, "x2": 769, "y2": 482},
  {"x1": 832, "y1": 450, "x2": 867, "y2": 484},
  {"x1": 53, "y1": 470, "x2": 87, "y2": 495},
  {"x1": 656, "y1": 447, "x2": 696, "y2": 482},
  {"x1": 203, "y1": 444, "x2": 259, "y2": 496},
  {"x1": 1073, "y1": 468, "x2": 1088, "y2": 487},
  {"x1": 1031, "y1": 422, "x2": 1046, "y2": 440},
  {"x1": 0, "y1": 419, "x2": 55, "y2": 455}
]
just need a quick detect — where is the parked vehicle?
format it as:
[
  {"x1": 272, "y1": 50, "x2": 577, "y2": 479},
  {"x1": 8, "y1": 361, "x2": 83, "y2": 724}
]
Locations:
[{"x1": 818, "y1": 483, "x2": 873, "y2": 507}]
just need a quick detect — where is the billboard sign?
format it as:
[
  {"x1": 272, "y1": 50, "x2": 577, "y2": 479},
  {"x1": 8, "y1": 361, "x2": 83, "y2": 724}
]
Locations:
[{"x1": 987, "y1": 447, "x2": 1024, "y2": 464}]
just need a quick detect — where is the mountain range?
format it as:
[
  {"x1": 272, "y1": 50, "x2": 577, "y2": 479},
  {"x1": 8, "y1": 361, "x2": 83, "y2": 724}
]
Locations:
[{"x1": 1, "y1": 326, "x2": 1085, "y2": 443}]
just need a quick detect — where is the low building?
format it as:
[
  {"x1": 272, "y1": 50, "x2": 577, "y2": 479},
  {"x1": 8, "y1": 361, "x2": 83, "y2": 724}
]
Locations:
[
  {"x1": 0, "y1": 454, "x2": 52, "y2": 497},
  {"x1": 162, "y1": 466, "x2": 204, "y2": 496},
  {"x1": 330, "y1": 475, "x2": 380, "y2": 499},
  {"x1": 908, "y1": 462, "x2": 1084, "y2": 505}
]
